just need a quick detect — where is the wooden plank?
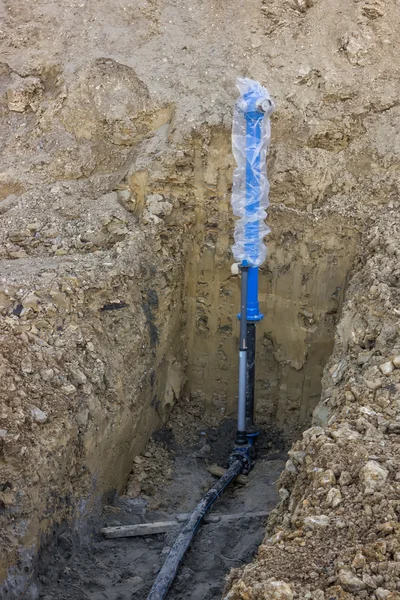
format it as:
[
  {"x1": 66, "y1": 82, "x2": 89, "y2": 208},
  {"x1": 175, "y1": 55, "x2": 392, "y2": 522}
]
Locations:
[
  {"x1": 207, "y1": 463, "x2": 248, "y2": 485},
  {"x1": 101, "y1": 511, "x2": 269, "y2": 539},
  {"x1": 101, "y1": 521, "x2": 178, "y2": 539}
]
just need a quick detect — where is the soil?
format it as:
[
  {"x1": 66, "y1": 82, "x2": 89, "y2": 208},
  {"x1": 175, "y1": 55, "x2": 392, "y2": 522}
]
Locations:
[{"x1": 31, "y1": 418, "x2": 286, "y2": 600}]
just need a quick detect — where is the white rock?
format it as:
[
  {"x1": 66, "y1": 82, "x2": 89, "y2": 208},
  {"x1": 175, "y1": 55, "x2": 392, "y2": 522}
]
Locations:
[
  {"x1": 379, "y1": 361, "x2": 394, "y2": 375},
  {"x1": 40, "y1": 368, "x2": 54, "y2": 381},
  {"x1": 31, "y1": 407, "x2": 48, "y2": 423},
  {"x1": 259, "y1": 579, "x2": 293, "y2": 599},
  {"x1": 392, "y1": 355, "x2": 400, "y2": 368},
  {"x1": 375, "y1": 588, "x2": 391, "y2": 599},
  {"x1": 318, "y1": 469, "x2": 336, "y2": 487},
  {"x1": 21, "y1": 357, "x2": 33, "y2": 374},
  {"x1": 61, "y1": 384, "x2": 77, "y2": 395},
  {"x1": 288, "y1": 450, "x2": 307, "y2": 465},
  {"x1": 279, "y1": 487, "x2": 290, "y2": 501},
  {"x1": 338, "y1": 569, "x2": 366, "y2": 592},
  {"x1": 360, "y1": 460, "x2": 388, "y2": 494},
  {"x1": 327, "y1": 487, "x2": 342, "y2": 508},
  {"x1": 304, "y1": 515, "x2": 330, "y2": 528},
  {"x1": 0, "y1": 429, "x2": 7, "y2": 438},
  {"x1": 285, "y1": 459, "x2": 298, "y2": 474},
  {"x1": 330, "y1": 360, "x2": 347, "y2": 383}
]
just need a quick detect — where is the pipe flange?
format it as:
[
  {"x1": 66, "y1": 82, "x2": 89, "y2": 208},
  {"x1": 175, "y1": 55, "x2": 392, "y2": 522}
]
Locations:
[{"x1": 228, "y1": 446, "x2": 253, "y2": 474}]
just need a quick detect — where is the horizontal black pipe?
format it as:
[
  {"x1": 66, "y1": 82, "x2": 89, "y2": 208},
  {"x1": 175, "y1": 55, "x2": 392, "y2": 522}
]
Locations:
[{"x1": 146, "y1": 459, "x2": 244, "y2": 600}]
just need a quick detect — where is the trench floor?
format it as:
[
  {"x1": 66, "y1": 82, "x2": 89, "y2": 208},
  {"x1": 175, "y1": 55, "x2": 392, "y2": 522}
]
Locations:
[{"x1": 33, "y1": 420, "x2": 286, "y2": 600}]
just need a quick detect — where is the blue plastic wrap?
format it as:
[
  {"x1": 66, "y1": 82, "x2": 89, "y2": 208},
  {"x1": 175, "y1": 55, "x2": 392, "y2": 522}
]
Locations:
[{"x1": 231, "y1": 78, "x2": 274, "y2": 267}]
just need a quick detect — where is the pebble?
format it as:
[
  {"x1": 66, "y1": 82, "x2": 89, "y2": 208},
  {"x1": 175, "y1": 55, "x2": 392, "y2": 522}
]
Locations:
[
  {"x1": 31, "y1": 407, "x2": 48, "y2": 423},
  {"x1": 360, "y1": 460, "x2": 388, "y2": 494},
  {"x1": 327, "y1": 487, "x2": 342, "y2": 508},
  {"x1": 338, "y1": 568, "x2": 366, "y2": 592},
  {"x1": 304, "y1": 515, "x2": 330, "y2": 528},
  {"x1": 379, "y1": 361, "x2": 394, "y2": 375}
]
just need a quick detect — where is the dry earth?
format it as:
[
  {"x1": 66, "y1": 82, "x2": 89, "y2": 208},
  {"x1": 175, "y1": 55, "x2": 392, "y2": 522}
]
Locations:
[{"x1": 0, "y1": 0, "x2": 400, "y2": 597}]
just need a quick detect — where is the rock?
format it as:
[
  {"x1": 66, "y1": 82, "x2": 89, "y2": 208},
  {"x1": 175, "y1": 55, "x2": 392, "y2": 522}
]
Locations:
[
  {"x1": 318, "y1": 469, "x2": 336, "y2": 487},
  {"x1": 360, "y1": 460, "x2": 388, "y2": 494},
  {"x1": 393, "y1": 356, "x2": 400, "y2": 369},
  {"x1": 379, "y1": 361, "x2": 394, "y2": 375},
  {"x1": 22, "y1": 292, "x2": 41, "y2": 310},
  {"x1": 40, "y1": 368, "x2": 55, "y2": 381},
  {"x1": 21, "y1": 357, "x2": 33, "y2": 374},
  {"x1": 362, "y1": 573, "x2": 377, "y2": 589},
  {"x1": 313, "y1": 400, "x2": 331, "y2": 427},
  {"x1": 376, "y1": 521, "x2": 397, "y2": 535},
  {"x1": 285, "y1": 459, "x2": 298, "y2": 474},
  {"x1": 338, "y1": 569, "x2": 366, "y2": 592},
  {"x1": 304, "y1": 515, "x2": 330, "y2": 529},
  {"x1": 69, "y1": 367, "x2": 87, "y2": 386},
  {"x1": 0, "y1": 429, "x2": 7, "y2": 438},
  {"x1": 330, "y1": 360, "x2": 347, "y2": 383},
  {"x1": 375, "y1": 589, "x2": 391, "y2": 599},
  {"x1": 327, "y1": 487, "x2": 343, "y2": 508},
  {"x1": 303, "y1": 426, "x2": 325, "y2": 441},
  {"x1": 267, "y1": 530, "x2": 286, "y2": 545},
  {"x1": 279, "y1": 487, "x2": 290, "y2": 501},
  {"x1": 61, "y1": 384, "x2": 77, "y2": 395},
  {"x1": 257, "y1": 579, "x2": 293, "y2": 599},
  {"x1": 352, "y1": 552, "x2": 366, "y2": 569},
  {"x1": 31, "y1": 407, "x2": 48, "y2": 423},
  {"x1": 288, "y1": 450, "x2": 307, "y2": 465},
  {"x1": 339, "y1": 471, "x2": 352, "y2": 486}
]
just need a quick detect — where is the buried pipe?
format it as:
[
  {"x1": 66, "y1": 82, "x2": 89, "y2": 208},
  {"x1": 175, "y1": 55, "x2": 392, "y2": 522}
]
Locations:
[
  {"x1": 145, "y1": 79, "x2": 274, "y2": 600},
  {"x1": 146, "y1": 460, "x2": 243, "y2": 600}
]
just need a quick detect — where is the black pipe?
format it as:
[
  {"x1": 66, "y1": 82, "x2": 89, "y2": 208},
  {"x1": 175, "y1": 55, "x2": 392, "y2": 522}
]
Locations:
[
  {"x1": 245, "y1": 322, "x2": 256, "y2": 432},
  {"x1": 146, "y1": 459, "x2": 244, "y2": 600}
]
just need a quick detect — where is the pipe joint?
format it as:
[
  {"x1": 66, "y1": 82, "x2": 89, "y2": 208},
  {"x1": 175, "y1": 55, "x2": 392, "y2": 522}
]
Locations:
[{"x1": 228, "y1": 445, "x2": 253, "y2": 475}]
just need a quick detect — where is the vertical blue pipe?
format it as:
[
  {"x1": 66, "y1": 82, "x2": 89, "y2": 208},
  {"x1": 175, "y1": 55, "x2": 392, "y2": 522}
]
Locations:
[{"x1": 243, "y1": 108, "x2": 264, "y2": 322}]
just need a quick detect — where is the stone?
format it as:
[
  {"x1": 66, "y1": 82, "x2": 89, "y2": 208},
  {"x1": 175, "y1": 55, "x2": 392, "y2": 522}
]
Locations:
[
  {"x1": 258, "y1": 579, "x2": 293, "y2": 599},
  {"x1": 61, "y1": 384, "x2": 77, "y2": 395},
  {"x1": 338, "y1": 569, "x2": 366, "y2": 592},
  {"x1": 352, "y1": 552, "x2": 366, "y2": 569},
  {"x1": 330, "y1": 360, "x2": 347, "y2": 383},
  {"x1": 279, "y1": 487, "x2": 290, "y2": 501},
  {"x1": 285, "y1": 459, "x2": 298, "y2": 474},
  {"x1": 339, "y1": 471, "x2": 352, "y2": 486},
  {"x1": 327, "y1": 487, "x2": 343, "y2": 508},
  {"x1": 304, "y1": 515, "x2": 330, "y2": 528},
  {"x1": 318, "y1": 469, "x2": 336, "y2": 487},
  {"x1": 393, "y1": 356, "x2": 400, "y2": 369},
  {"x1": 21, "y1": 357, "x2": 33, "y2": 374},
  {"x1": 69, "y1": 367, "x2": 87, "y2": 385},
  {"x1": 379, "y1": 361, "x2": 394, "y2": 375},
  {"x1": 0, "y1": 429, "x2": 7, "y2": 438},
  {"x1": 40, "y1": 369, "x2": 55, "y2": 381},
  {"x1": 288, "y1": 450, "x2": 307, "y2": 465},
  {"x1": 360, "y1": 460, "x2": 388, "y2": 494},
  {"x1": 375, "y1": 589, "x2": 391, "y2": 599},
  {"x1": 31, "y1": 407, "x2": 48, "y2": 423}
]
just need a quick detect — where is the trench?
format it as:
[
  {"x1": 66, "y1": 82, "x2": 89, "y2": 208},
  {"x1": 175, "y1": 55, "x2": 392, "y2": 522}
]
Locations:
[{"x1": 22, "y1": 183, "x2": 359, "y2": 599}]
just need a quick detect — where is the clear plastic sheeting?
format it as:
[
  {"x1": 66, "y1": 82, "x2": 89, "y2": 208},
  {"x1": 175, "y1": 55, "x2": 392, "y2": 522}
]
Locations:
[{"x1": 231, "y1": 77, "x2": 274, "y2": 267}]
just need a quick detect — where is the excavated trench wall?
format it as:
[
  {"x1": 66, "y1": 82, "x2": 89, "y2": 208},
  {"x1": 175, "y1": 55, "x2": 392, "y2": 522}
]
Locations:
[{"x1": 183, "y1": 130, "x2": 359, "y2": 439}]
